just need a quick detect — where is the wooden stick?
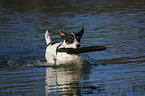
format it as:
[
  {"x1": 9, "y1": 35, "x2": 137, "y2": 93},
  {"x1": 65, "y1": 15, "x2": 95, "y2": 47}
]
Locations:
[{"x1": 57, "y1": 46, "x2": 106, "y2": 54}]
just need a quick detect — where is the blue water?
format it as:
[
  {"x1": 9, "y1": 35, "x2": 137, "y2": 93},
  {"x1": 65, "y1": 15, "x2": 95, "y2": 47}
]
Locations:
[{"x1": 0, "y1": 0, "x2": 145, "y2": 96}]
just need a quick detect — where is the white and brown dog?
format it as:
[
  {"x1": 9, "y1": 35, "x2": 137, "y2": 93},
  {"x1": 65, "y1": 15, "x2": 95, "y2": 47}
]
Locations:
[{"x1": 45, "y1": 27, "x2": 84, "y2": 65}]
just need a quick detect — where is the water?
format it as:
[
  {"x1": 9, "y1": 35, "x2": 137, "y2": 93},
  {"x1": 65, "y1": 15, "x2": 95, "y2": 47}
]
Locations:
[{"x1": 0, "y1": 0, "x2": 145, "y2": 95}]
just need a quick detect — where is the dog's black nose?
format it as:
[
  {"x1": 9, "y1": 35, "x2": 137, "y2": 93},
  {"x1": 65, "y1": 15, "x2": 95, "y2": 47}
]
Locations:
[{"x1": 76, "y1": 44, "x2": 80, "y2": 48}]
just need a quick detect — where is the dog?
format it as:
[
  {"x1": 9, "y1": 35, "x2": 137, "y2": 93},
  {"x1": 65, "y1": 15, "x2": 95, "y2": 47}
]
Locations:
[{"x1": 45, "y1": 27, "x2": 84, "y2": 65}]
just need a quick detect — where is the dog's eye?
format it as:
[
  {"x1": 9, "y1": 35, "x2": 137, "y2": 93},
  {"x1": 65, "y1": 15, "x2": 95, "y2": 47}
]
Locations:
[{"x1": 66, "y1": 41, "x2": 69, "y2": 45}]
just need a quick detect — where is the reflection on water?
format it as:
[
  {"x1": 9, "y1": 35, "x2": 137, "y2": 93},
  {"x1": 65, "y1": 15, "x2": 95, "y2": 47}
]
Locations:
[
  {"x1": 0, "y1": 0, "x2": 145, "y2": 95},
  {"x1": 45, "y1": 66, "x2": 82, "y2": 96}
]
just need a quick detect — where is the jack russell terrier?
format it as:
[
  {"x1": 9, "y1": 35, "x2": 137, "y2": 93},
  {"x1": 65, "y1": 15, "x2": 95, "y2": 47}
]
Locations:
[{"x1": 45, "y1": 27, "x2": 84, "y2": 65}]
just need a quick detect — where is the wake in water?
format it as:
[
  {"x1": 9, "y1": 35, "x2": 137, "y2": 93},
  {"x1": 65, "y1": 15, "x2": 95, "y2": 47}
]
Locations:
[{"x1": 6, "y1": 54, "x2": 99, "y2": 68}]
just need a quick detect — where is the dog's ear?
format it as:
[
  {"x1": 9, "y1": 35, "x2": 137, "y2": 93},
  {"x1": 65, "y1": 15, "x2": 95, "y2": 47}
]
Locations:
[
  {"x1": 58, "y1": 30, "x2": 67, "y2": 39},
  {"x1": 77, "y1": 27, "x2": 84, "y2": 40}
]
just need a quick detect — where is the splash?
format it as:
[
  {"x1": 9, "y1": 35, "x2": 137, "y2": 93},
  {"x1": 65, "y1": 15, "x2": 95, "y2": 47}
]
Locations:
[{"x1": 7, "y1": 54, "x2": 99, "y2": 67}]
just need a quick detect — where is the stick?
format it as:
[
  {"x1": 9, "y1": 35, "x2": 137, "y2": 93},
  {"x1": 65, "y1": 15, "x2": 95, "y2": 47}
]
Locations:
[{"x1": 57, "y1": 46, "x2": 106, "y2": 54}]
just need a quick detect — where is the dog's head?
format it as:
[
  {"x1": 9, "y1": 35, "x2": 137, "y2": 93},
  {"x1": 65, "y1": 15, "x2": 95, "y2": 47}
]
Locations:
[{"x1": 58, "y1": 27, "x2": 84, "y2": 49}]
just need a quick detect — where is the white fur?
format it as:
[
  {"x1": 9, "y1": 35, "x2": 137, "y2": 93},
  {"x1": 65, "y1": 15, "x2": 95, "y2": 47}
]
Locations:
[
  {"x1": 45, "y1": 30, "x2": 51, "y2": 45},
  {"x1": 45, "y1": 30, "x2": 81, "y2": 65}
]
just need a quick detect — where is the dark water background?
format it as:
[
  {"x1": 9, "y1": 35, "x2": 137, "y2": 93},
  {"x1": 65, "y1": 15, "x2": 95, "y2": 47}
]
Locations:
[{"x1": 0, "y1": 0, "x2": 145, "y2": 96}]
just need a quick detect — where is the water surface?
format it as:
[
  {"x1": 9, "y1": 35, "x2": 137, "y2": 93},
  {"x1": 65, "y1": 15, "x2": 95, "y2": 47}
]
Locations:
[{"x1": 0, "y1": 0, "x2": 145, "y2": 95}]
